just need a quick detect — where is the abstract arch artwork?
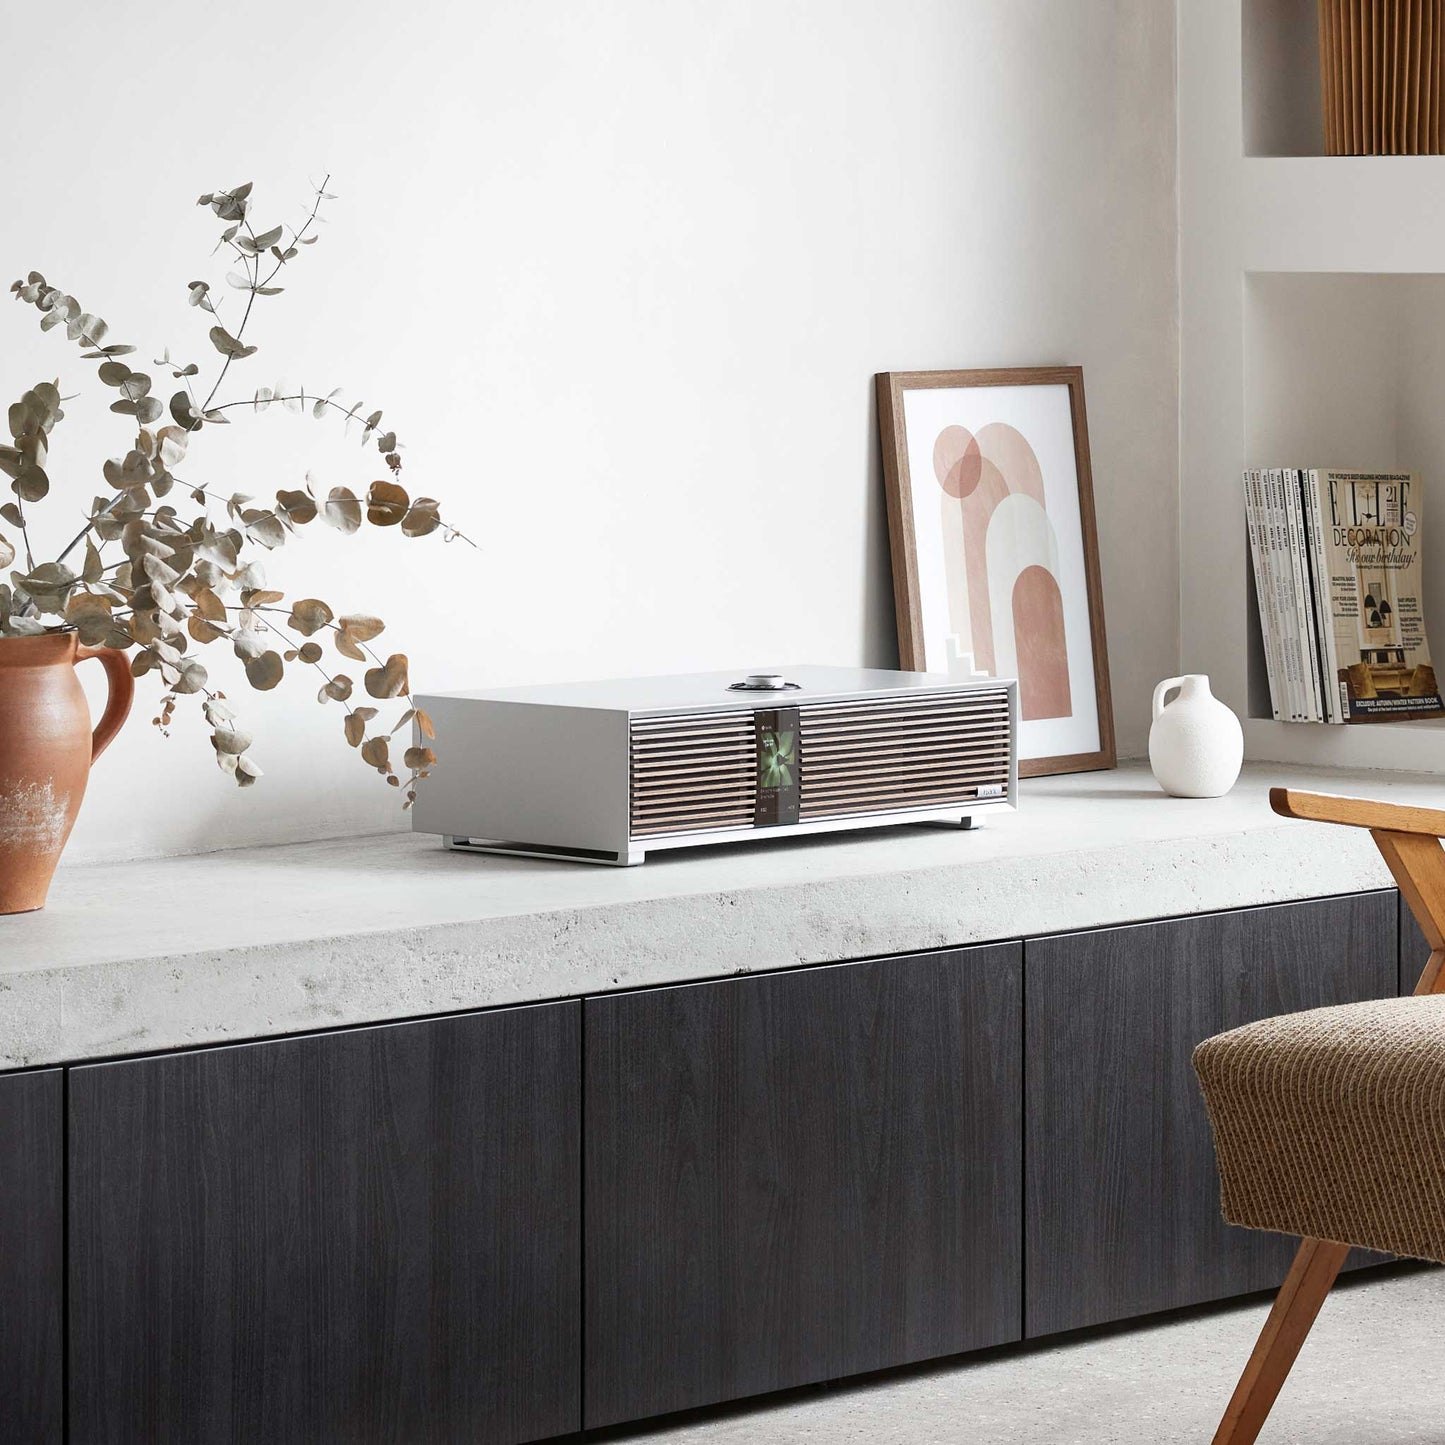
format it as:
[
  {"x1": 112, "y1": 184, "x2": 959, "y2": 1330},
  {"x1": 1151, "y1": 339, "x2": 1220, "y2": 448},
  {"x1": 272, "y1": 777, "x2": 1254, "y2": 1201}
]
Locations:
[
  {"x1": 933, "y1": 425, "x2": 1072, "y2": 721},
  {"x1": 877, "y1": 367, "x2": 1114, "y2": 776}
]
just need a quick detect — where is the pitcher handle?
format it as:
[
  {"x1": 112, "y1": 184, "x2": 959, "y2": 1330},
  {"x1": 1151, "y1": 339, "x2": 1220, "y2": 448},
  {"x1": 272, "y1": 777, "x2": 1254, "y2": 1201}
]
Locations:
[
  {"x1": 1152, "y1": 676, "x2": 1185, "y2": 722},
  {"x1": 76, "y1": 646, "x2": 135, "y2": 763}
]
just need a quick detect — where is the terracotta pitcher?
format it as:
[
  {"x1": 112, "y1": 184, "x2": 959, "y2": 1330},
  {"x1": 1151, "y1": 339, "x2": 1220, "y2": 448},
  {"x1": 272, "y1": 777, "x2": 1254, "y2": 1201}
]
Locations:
[{"x1": 0, "y1": 631, "x2": 134, "y2": 914}]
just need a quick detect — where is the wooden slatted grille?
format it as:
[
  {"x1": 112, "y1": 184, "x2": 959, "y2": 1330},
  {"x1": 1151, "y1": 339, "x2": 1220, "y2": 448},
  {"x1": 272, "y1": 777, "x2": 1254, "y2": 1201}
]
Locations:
[
  {"x1": 630, "y1": 689, "x2": 1012, "y2": 838},
  {"x1": 797, "y1": 689, "x2": 1012, "y2": 820},
  {"x1": 629, "y1": 712, "x2": 755, "y2": 837},
  {"x1": 1319, "y1": 0, "x2": 1445, "y2": 156}
]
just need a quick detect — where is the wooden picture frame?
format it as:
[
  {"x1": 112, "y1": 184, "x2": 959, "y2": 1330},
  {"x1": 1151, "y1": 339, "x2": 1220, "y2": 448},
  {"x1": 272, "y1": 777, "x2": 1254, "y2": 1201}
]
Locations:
[{"x1": 877, "y1": 366, "x2": 1115, "y2": 777}]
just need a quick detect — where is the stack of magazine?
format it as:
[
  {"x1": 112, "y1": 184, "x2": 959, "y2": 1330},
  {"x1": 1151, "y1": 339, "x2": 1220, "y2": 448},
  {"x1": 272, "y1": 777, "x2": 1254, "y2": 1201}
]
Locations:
[{"x1": 1244, "y1": 468, "x2": 1443, "y2": 724}]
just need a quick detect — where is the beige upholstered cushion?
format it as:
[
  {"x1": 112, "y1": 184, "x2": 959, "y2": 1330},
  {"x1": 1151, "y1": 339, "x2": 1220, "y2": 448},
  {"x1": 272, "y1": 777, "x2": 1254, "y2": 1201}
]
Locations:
[{"x1": 1194, "y1": 995, "x2": 1445, "y2": 1264}]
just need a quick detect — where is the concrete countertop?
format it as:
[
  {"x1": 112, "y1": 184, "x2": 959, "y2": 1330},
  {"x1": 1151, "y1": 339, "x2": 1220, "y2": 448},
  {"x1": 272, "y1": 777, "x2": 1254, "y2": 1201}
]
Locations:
[{"x1": 1, "y1": 761, "x2": 1435, "y2": 1071}]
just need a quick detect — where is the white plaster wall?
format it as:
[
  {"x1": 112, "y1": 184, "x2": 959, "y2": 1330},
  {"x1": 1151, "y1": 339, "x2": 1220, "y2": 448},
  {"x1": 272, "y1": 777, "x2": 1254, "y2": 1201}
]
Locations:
[{"x1": 5, "y1": 0, "x2": 1179, "y2": 863}]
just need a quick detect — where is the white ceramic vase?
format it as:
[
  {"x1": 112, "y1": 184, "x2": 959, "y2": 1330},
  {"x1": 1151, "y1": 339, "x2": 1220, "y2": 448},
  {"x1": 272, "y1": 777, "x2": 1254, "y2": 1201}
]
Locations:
[{"x1": 1148, "y1": 674, "x2": 1243, "y2": 798}]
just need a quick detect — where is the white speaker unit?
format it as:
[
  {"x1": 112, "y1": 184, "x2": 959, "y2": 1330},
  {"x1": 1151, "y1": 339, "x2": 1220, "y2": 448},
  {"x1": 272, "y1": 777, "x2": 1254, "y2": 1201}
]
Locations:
[{"x1": 410, "y1": 666, "x2": 1018, "y2": 865}]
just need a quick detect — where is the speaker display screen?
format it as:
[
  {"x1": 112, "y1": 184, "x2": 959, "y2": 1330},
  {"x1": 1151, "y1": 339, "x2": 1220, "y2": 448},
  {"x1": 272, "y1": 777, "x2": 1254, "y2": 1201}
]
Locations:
[{"x1": 753, "y1": 706, "x2": 800, "y2": 826}]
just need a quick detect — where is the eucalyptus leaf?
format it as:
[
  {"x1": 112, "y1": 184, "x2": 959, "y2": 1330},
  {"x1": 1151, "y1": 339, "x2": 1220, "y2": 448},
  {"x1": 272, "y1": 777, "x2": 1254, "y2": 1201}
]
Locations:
[
  {"x1": 287, "y1": 597, "x2": 333, "y2": 636},
  {"x1": 12, "y1": 461, "x2": 48, "y2": 502},
  {"x1": 276, "y1": 488, "x2": 316, "y2": 524},
  {"x1": 244, "y1": 512, "x2": 286, "y2": 549},
  {"x1": 191, "y1": 585, "x2": 227, "y2": 622},
  {"x1": 210, "y1": 722, "x2": 252, "y2": 754},
  {"x1": 244, "y1": 650, "x2": 284, "y2": 690},
  {"x1": 208, "y1": 325, "x2": 257, "y2": 360},
  {"x1": 169, "y1": 391, "x2": 203, "y2": 431},
  {"x1": 363, "y1": 653, "x2": 409, "y2": 699},
  {"x1": 400, "y1": 498, "x2": 441, "y2": 537},
  {"x1": 173, "y1": 659, "x2": 209, "y2": 694},
  {"x1": 337, "y1": 613, "x2": 383, "y2": 642},
  {"x1": 366, "y1": 480, "x2": 408, "y2": 526},
  {"x1": 231, "y1": 627, "x2": 267, "y2": 661},
  {"x1": 156, "y1": 426, "x2": 189, "y2": 467},
  {"x1": 321, "y1": 486, "x2": 361, "y2": 534},
  {"x1": 360, "y1": 735, "x2": 390, "y2": 772},
  {"x1": 333, "y1": 631, "x2": 365, "y2": 661}
]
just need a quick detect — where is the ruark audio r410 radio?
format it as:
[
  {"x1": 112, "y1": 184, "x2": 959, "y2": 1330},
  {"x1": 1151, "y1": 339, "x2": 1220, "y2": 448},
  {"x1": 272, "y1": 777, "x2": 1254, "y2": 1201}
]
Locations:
[{"x1": 410, "y1": 666, "x2": 1018, "y2": 865}]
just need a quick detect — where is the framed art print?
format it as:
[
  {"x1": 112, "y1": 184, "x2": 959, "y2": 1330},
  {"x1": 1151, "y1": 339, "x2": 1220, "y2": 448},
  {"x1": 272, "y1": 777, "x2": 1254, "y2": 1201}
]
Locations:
[{"x1": 877, "y1": 366, "x2": 1114, "y2": 776}]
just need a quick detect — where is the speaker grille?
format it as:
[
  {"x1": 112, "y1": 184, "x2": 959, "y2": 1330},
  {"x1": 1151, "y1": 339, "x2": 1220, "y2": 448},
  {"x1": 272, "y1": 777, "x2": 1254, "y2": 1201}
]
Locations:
[
  {"x1": 797, "y1": 688, "x2": 1012, "y2": 820},
  {"x1": 629, "y1": 688, "x2": 1012, "y2": 838},
  {"x1": 629, "y1": 712, "x2": 755, "y2": 837}
]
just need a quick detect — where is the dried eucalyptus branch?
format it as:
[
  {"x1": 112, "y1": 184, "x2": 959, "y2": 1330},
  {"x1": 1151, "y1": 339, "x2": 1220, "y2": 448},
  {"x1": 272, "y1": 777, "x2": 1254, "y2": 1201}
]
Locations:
[{"x1": 0, "y1": 177, "x2": 467, "y2": 807}]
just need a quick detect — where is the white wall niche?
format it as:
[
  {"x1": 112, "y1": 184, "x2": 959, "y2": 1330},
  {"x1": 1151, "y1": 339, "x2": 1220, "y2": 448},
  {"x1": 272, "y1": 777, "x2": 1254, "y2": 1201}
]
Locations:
[
  {"x1": 1243, "y1": 270, "x2": 1445, "y2": 736},
  {"x1": 1243, "y1": 0, "x2": 1326, "y2": 156}
]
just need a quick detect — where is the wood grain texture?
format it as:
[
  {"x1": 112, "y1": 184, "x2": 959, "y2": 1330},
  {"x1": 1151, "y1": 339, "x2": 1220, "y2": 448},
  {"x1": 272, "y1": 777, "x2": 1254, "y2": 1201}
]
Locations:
[
  {"x1": 1272, "y1": 785, "x2": 1445, "y2": 841},
  {"x1": 1025, "y1": 892, "x2": 1397, "y2": 1338},
  {"x1": 70, "y1": 1004, "x2": 580, "y2": 1445},
  {"x1": 875, "y1": 366, "x2": 1114, "y2": 778},
  {"x1": 0, "y1": 1069, "x2": 62, "y2": 1445},
  {"x1": 584, "y1": 945, "x2": 1022, "y2": 1429},
  {"x1": 1210, "y1": 1236, "x2": 1352, "y2": 1445},
  {"x1": 1376, "y1": 831, "x2": 1445, "y2": 994}
]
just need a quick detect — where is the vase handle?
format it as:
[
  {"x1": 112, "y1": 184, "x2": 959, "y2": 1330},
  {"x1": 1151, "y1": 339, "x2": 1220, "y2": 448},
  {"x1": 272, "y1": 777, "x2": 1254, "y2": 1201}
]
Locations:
[
  {"x1": 1152, "y1": 676, "x2": 1185, "y2": 722},
  {"x1": 76, "y1": 646, "x2": 136, "y2": 763}
]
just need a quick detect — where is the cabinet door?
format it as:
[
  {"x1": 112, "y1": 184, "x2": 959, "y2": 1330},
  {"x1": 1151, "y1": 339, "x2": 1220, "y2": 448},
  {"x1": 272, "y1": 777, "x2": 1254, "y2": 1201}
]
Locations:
[
  {"x1": 0, "y1": 1069, "x2": 62, "y2": 1445},
  {"x1": 70, "y1": 1003, "x2": 580, "y2": 1445},
  {"x1": 585, "y1": 944, "x2": 1021, "y2": 1429},
  {"x1": 1025, "y1": 891, "x2": 1397, "y2": 1338}
]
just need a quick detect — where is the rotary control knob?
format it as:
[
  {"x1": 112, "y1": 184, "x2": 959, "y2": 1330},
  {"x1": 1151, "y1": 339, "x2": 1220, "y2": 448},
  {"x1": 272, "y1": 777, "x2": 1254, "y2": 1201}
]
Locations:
[{"x1": 727, "y1": 671, "x2": 800, "y2": 692}]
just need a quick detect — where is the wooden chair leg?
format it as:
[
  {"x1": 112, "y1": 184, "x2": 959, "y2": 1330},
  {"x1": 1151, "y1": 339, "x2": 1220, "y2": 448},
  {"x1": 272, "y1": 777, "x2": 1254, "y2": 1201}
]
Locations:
[{"x1": 1212, "y1": 1237, "x2": 1351, "y2": 1445}]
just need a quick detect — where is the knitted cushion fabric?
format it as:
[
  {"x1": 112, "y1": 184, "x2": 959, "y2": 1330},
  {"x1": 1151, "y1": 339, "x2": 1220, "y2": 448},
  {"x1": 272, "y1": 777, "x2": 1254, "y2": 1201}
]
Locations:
[{"x1": 1194, "y1": 994, "x2": 1445, "y2": 1264}]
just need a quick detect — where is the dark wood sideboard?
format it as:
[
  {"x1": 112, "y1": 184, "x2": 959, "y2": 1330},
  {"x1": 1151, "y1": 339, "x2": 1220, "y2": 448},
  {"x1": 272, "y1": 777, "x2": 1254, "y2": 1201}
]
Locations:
[{"x1": 0, "y1": 889, "x2": 1412, "y2": 1444}]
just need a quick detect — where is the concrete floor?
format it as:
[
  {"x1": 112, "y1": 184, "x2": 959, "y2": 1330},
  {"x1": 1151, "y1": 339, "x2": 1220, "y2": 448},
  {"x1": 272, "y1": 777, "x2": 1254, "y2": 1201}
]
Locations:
[{"x1": 602, "y1": 1266, "x2": 1445, "y2": 1443}]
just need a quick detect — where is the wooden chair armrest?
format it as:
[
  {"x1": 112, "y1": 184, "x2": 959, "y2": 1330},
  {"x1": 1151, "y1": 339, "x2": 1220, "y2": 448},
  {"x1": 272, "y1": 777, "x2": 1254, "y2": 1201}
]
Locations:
[{"x1": 1270, "y1": 787, "x2": 1445, "y2": 839}]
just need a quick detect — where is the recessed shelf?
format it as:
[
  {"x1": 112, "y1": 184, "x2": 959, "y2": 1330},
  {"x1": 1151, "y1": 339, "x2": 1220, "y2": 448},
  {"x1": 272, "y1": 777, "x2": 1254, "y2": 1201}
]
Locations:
[
  {"x1": 1243, "y1": 0, "x2": 1445, "y2": 158},
  {"x1": 1243, "y1": 270, "x2": 1445, "y2": 723},
  {"x1": 1243, "y1": 0, "x2": 1327, "y2": 156}
]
